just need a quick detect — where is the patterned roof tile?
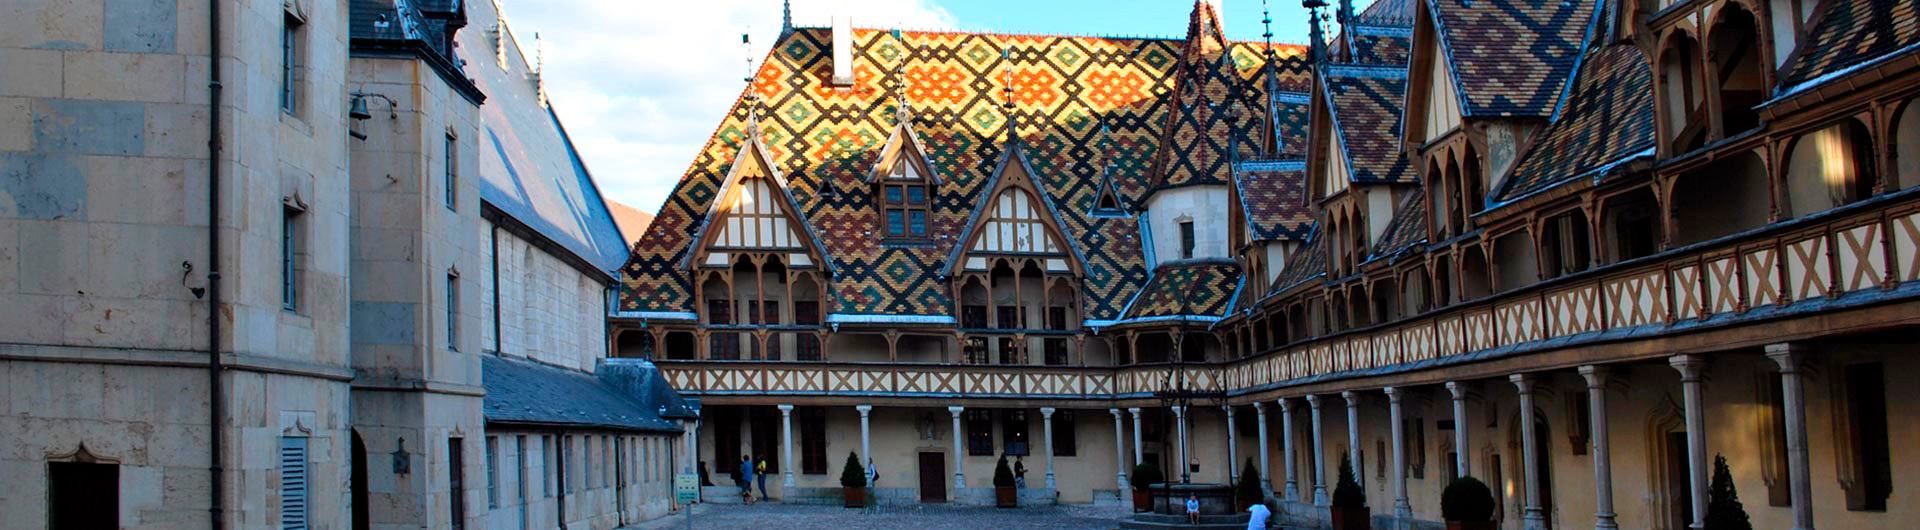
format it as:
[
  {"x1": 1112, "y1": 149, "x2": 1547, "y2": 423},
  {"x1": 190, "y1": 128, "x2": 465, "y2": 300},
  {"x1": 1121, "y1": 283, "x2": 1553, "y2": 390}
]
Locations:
[
  {"x1": 1325, "y1": 66, "x2": 1415, "y2": 184},
  {"x1": 1121, "y1": 259, "x2": 1243, "y2": 319},
  {"x1": 1779, "y1": 0, "x2": 1920, "y2": 90},
  {"x1": 1496, "y1": 43, "x2": 1655, "y2": 203},
  {"x1": 1237, "y1": 164, "x2": 1314, "y2": 242},
  {"x1": 1429, "y1": 0, "x2": 1596, "y2": 117},
  {"x1": 1368, "y1": 188, "x2": 1428, "y2": 259}
]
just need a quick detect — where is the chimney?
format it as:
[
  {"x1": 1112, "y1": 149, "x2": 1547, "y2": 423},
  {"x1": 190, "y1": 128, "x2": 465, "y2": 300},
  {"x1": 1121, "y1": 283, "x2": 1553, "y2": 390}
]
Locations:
[{"x1": 831, "y1": 15, "x2": 854, "y2": 86}]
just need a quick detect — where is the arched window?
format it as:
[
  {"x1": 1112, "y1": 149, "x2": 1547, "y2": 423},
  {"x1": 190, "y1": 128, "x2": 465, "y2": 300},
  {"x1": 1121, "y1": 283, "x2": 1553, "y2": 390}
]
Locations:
[
  {"x1": 1660, "y1": 32, "x2": 1707, "y2": 152},
  {"x1": 1784, "y1": 119, "x2": 1876, "y2": 218},
  {"x1": 1672, "y1": 150, "x2": 1770, "y2": 245},
  {"x1": 1897, "y1": 100, "x2": 1920, "y2": 191},
  {"x1": 1709, "y1": 5, "x2": 1766, "y2": 135},
  {"x1": 1428, "y1": 158, "x2": 1452, "y2": 237}
]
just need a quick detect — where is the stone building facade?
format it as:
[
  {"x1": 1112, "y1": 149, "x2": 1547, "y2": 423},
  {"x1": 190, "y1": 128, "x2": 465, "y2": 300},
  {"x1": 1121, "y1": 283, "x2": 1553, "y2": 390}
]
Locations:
[
  {"x1": 619, "y1": 1, "x2": 1920, "y2": 529},
  {"x1": 1, "y1": 1, "x2": 690, "y2": 530}
]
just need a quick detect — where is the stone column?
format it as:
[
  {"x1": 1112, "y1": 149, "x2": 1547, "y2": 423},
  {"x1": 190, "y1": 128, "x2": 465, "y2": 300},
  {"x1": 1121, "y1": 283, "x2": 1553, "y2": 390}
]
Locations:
[
  {"x1": 1110, "y1": 408, "x2": 1130, "y2": 492},
  {"x1": 1342, "y1": 390, "x2": 1363, "y2": 489},
  {"x1": 778, "y1": 404, "x2": 797, "y2": 488},
  {"x1": 949, "y1": 406, "x2": 966, "y2": 491},
  {"x1": 1670, "y1": 355, "x2": 1708, "y2": 530},
  {"x1": 1128, "y1": 407, "x2": 1144, "y2": 465},
  {"x1": 1280, "y1": 398, "x2": 1299, "y2": 501},
  {"x1": 1172, "y1": 405, "x2": 1189, "y2": 483},
  {"x1": 1306, "y1": 395, "x2": 1329, "y2": 506},
  {"x1": 856, "y1": 405, "x2": 873, "y2": 463},
  {"x1": 1445, "y1": 381, "x2": 1470, "y2": 478},
  {"x1": 1255, "y1": 402, "x2": 1271, "y2": 496},
  {"x1": 1579, "y1": 366, "x2": 1619, "y2": 530},
  {"x1": 1385, "y1": 387, "x2": 1411, "y2": 524},
  {"x1": 1225, "y1": 404, "x2": 1239, "y2": 483},
  {"x1": 1765, "y1": 344, "x2": 1815, "y2": 530},
  {"x1": 1041, "y1": 407, "x2": 1058, "y2": 489},
  {"x1": 1511, "y1": 374, "x2": 1546, "y2": 530}
]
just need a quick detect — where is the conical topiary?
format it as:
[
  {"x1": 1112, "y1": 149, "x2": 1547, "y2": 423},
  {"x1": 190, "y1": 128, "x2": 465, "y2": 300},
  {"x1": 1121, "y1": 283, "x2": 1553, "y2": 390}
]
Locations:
[
  {"x1": 1441, "y1": 476, "x2": 1495, "y2": 522},
  {"x1": 993, "y1": 454, "x2": 1016, "y2": 488},
  {"x1": 1704, "y1": 454, "x2": 1753, "y2": 530},
  {"x1": 839, "y1": 451, "x2": 866, "y2": 488},
  {"x1": 1132, "y1": 462, "x2": 1163, "y2": 491},
  {"x1": 1236, "y1": 458, "x2": 1266, "y2": 506},
  {"x1": 1332, "y1": 451, "x2": 1366, "y2": 509}
]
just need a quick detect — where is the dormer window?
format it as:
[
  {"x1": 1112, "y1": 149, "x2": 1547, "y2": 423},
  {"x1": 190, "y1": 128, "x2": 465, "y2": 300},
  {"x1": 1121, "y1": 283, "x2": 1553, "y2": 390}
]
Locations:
[
  {"x1": 1179, "y1": 219, "x2": 1196, "y2": 259},
  {"x1": 881, "y1": 161, "x2": 931, "y2": 239}
]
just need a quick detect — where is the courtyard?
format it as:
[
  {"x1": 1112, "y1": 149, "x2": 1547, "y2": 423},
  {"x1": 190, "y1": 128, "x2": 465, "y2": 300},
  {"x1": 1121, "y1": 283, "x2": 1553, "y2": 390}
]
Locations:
[{"x1": 626, "y1": 503, "x2": 1135, "y2": 530}]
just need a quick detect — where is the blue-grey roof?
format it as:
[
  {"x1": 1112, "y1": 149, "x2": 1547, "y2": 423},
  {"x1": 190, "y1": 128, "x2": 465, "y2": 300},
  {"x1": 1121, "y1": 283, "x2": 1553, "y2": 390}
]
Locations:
[
  {"x1": 482, "y1": 355, "x2": 687, "y2": 432},
  {"x1": 465, "y1": 17, "x2": 630, "y2": 275}
]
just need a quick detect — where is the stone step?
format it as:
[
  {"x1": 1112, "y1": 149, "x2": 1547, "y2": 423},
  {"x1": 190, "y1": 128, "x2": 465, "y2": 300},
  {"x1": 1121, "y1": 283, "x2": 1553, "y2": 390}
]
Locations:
[
  {"x1": 1118, "y1": 520, "x2": 1256, "y2": 530},
  {"x1": 1131, "y1": 513, "x2": 1251, "y2": 524}
]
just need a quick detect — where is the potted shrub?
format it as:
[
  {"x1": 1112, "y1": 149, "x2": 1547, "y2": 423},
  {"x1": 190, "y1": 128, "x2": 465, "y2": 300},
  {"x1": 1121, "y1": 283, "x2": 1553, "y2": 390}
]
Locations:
[
  {"x1": 839, "y1": 451, "x2": 867, "y2": 508},
  {"x1": 1440, "y1": 476, "x2": 1495, "y2": 530},
  {"x1": 1131, "y1": 462, "x2": 1164, "y2": 512},
  {"x1": 993, "y1": 454, "x2": 1018, "y2": 507},
  {"x1": 1705, "y1": 454, "x2": 1753, "y2": 530},
  {"x1": 1330, "y1": 452, "x2": 1369, "y2": 530},
  {"x1": 1235, "y1": 458, "x2": 1265, "y2": 512}
]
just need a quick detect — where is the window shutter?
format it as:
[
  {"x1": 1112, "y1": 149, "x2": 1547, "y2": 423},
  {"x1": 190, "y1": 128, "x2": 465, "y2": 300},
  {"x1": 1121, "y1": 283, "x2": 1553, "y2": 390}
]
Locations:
[{"x1": 280, "y1": 437, "x2": 310, "y2": 530}]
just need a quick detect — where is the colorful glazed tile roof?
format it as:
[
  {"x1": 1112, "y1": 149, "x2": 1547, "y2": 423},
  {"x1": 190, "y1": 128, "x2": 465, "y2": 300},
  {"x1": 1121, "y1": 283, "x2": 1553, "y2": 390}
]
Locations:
[
  {"x1": 1368, "y1": 188, "x2": 1428, "y2": 261},
  {"x1": 1778, "y1": 0, "x2": 1920, "y2": 91},
  {"x1": 1236, "y1": 161, "x2": 1314, "y2": 242},
  {"x1": 1324, "y1": 65, "x2": 1414, "y2": 184},
  {"x1": 1275, "y1": 226, "x2": 1329, "y2": 292},
  {"x1": 1119, "y1": 259, "x2": 1244, "y2": 321},
  {"x1": 1427, "y1": 0, "x2": 1596, "y2": 117},
  {"x1": 1346, "y1": 25, "x2": 1414, "y2": 66},
  {"x1": 1495, "y1": 43, "x2": 1655, "y2": 204},
  {"x1": 618, "y1": 23, "x2": 1311, "y2": 321},
  {"x1": 1148, "y1": 2, "x2": 1288, "y2": 194},
  {"x1": 1270, "y1": 93, "x2": 1313, "y2": 157}
]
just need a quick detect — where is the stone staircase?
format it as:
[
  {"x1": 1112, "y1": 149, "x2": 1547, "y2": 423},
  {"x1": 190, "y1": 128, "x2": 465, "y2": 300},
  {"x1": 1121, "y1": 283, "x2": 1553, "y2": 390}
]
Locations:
[{"x1": 1117, "y1": 513, "x2": 1260, "y2": 530}]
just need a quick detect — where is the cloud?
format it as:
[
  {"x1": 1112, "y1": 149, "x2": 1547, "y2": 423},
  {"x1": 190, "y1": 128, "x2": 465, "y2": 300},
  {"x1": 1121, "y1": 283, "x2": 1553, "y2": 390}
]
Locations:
[{"x1": 502, "y1": 0, "x2": 959, "y2": 214}]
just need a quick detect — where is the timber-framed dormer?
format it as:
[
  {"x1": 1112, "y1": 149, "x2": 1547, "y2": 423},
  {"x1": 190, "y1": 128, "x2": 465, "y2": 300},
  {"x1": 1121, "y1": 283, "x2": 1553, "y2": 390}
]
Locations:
[
  {"x1": 942, "y1": 141, "x2": 1089, "y2": 366},
  {"x1": 865, "y1": 94, "x2": 944, "y2": 242},
  {"x1": 685, "y1": 112, "x2": 833, "y2": 361}
]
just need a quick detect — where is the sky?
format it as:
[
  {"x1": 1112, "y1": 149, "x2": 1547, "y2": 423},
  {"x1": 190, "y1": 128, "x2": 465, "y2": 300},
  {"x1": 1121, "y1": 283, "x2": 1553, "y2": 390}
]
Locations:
[{"x1": 504, "y1": 0, "x2": 1373, "y2": 214}]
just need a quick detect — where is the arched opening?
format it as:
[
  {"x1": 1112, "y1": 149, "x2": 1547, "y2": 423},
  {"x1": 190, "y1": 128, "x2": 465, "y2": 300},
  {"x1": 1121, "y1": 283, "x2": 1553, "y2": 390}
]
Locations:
[
  {"x1": 1429, "y1": 158, "x2": 1453, "y2": 238},
  {"x1": 1601, "y1": 188, "x2": 1662, "y2": 263},
  {"x1": 1461, "y1": 147, "x2": 1486, "y2": 227},
  {"x1": 1539, "y1": 209, "x2": 1593, "y2": 279},
  {"x1": 1179, "y1": 331, "x2": 1215, "y2": 363},
  {"x1": 1506, "y1": 410, "x2": 1556, "y2": 528},
  {"x1": 1460, "y1": 248, "x2": 1492, "y2": 300},
  {"x1": 959, "y1": 277, "x2": 990, "y2": 363},
  {"x1": 1329, "y1": 294, "x2": 1349, "y2": 331},
  {"x1": 1671, "y1": 150, "x2": 1770, "y2": 245},
  {"x1": 1448, "y1": 156, "x2": 1469, "y2": 231},
  {"x1": 1351, "y1": 209, "x2": 1371, "y2": 265},
  {"x1": 1896, "y1": 100, "x2": 1920, "y2": 190},
  {"x1": 1371, "y1": 277, "x2": 1400, "y2": 323},
  {"x1": 1784, "y1": 118, "x2": 1877, "y2": 217},
  {"x1": 1044, "y1": 281, "x2": 1077, "y2": 365},
  {"x1": 1660, "y1": 32, "x2": 1708, "y2": 152},
  {"x1": 1402, "y1": 266, "x2": 1430, "y2": 316},
  {"x1": 351, "y1": 430, "x2": 369, "y2": 530},
  {"x1": 614, "y1": 330, "x2": 654, "y2": 359},
  {"x1": 1492, "y1": 230, "x2": 1540, "y2": 292},
  {"x1": 1135, "y1": 333, "x2": 1172, "y2": 364},
  {"x1": 1709, "y1": 4, "x2": 1766, "y2": 135},
  {"x1": 1348, "y1": 287, "x2": 1371, "y2": 328},
  {"x1": 663, "y1": 331, "x2": 695, "y2": 360},
  {"x1": 1433, "y1": 255, "x2": 1457, "y2": 306}
]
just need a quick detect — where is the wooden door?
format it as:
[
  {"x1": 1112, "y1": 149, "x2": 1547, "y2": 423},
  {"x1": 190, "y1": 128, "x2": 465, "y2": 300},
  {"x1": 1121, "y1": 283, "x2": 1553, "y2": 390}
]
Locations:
[{"x1": 918, "y1": 452, "x2": 947, "y2": 502}]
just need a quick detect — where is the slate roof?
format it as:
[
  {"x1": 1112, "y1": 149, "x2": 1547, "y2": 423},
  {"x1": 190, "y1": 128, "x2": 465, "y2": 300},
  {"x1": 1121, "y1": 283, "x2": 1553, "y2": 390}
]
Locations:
[
  {"x1": 1324, "y1": 65, "x2": 1414, "y2": 184},
  {"x1": 1776, "y1": 0, "x2": 1920, "y2": 93},
  {"x1": 619, "y1": 23, "x2": 1312, "y2": 321},
  {"x1": 462, "y1": 2, "x2": 630, "y2": 274},
  {"x1": 1427, "y1": 0, "x2": 1596, "y2": 117},
  {"x1": 482, "y1": 355, "x2": 688, "y2": 432},
  {"x1": 1235, "y1": 161, "x2": 1314, "y2": 242},
  {"x1": 1494, "y1": 43, "x2": 1655, "y2": 204},
  {"x1": 1120, "y1": 259, "x2": 1244, "y2": 321}
]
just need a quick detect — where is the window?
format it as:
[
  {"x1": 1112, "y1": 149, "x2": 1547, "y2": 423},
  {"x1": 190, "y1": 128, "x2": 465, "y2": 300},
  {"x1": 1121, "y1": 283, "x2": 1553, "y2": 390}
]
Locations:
[
  {"x1": 794, "y1": 300, "x2": 820, "y2": 325},
  {"x1": 1541, "y1": 212, "x2": 1592, "y2": 278},
  {"x1": 280, "y1": 436, "x2": 310, "y2": 530},
  {"x1": 1044, "y1": 339, "x2": 1068, "y2": 366},
  {"x1": 542, "y1": 436, "x2": 553, "y2": 497},
  {"x1": 446, "y1": 271, "x2": 460, "y2": 351},
  {"x1": 283, "y1": 207, "x2": 301, "y2": 311},
  {"x1": 1841, "y1": 363, "x2": 1891, "y2": 511},
  {"x1": 1568, "y1": 392, "x2": 1591, "y2": 456},
  {"x1": 796, "y1": 335, "x2": 822, "y2": 361},
  {"x1": 997, "y1": 337, "x2": 1021, "y2": 365},
  {"x1": 515, "y1": 436, "x2": 528, "y2": 506},
  {"x1": 800, "y1": 407, "x2": 828, "y2": 474},
  {"x1": 281, "y1": 12, "x2": 304, "y2": 114},
  {"x1": 485, "y1": 437, "x2": 498, "y2": 509},
  {"x1": 881, "y1": 162, "x2": 931, "y2": 239},
  {"x1": 584, "y1": 436, "x2": 595, "y2": 489},
  {"x1": 1002, "y1": 410, "x2": 1031, "y2": 456},
  {"x1": 1179, "y1": 220, "x2": 1196, "y2": 259},
  {"x1": 1051, "y1": 411, "x2": 1076, "y2": 457},
  {"x1": 49, "y1": 460, "x2": 118, "y2": 530},
  {"x1": 448, "y1": 437, "x2": 465, "y2": 530},
  {"x1": 962, "y1": 304, "x2": 988, "y2": 329},
  {"x1": 964, "y1": 337, "x2": 989, "y2": 365},
  {"x1": 965, "y1": 410, "x2": 995, "y2": 456},
  {"x1": 1410, "y1": 417, "x2": 1426, "y2": 479},
  {"x1": 615, "y1": 437, "x2": 625, "y2": 488},
  {"x1": 444, "y1": 133, "x2": 458, "y2": 210}
]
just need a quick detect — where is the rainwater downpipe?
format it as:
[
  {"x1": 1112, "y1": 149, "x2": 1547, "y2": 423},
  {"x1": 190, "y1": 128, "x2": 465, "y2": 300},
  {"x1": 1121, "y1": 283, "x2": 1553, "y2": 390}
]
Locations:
[{"x1": 205, "y1": 0, "x2": 227, "y2": 529}]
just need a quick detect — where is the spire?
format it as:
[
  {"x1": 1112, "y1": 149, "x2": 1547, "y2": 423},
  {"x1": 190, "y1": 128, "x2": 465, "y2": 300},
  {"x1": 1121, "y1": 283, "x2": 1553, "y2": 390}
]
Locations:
[
  {"x1": 1337, "y1": 0, "x2": 1356, "y2": 62},
  {"x1": 532, "y1": 32, "x2": 548, "y2": 107},
  {"x1": 1306, "y1": 3, "x2": 1328, "y2": 66},
  {"x1": 1001, "y1": 45, "x2": 1017, "y2": 146},
  {"x1": 780, "y1": 0, "x2": 793, "y2": 37},
  {"x1": 893, "y1": 65, "x2": 912, "y2": 126}
]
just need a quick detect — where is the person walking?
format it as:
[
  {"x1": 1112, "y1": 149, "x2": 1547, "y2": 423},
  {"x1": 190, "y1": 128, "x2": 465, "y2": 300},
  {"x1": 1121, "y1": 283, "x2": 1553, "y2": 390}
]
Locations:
[
  {"x1": 738, "y1": 455, "x2": 755, "y2": 504},
  {"x1": 1245, "y1": 502, "x2": 1271, "y2": 529},
  {"x1": 865, "y1": 458, "x2": 880, "y2": 514},
  {"x1": 1013, "y1": 457, "x2": 1027, "y2": 489},
  {"x1": 755, "y1": 454, "x2": 770, "y2": 501}
]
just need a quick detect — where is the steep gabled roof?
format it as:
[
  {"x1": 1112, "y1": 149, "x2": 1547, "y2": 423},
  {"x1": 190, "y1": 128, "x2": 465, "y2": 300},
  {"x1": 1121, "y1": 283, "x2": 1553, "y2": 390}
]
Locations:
[
  {"x1": 1773, "y1": 0, "x2": 1920, "y2": 100},
  {"x1": 1493, "y1": 43, "x2": 1655, "y2": 205},
  {"x1": 1367, "y1": 188, "x2": 1429, "y2": 262},
  {"x1": 1235, "y1": 160, "x2": 1314, "y2": 242},
  {"x1": 1424, "y1": 0, "x2": 1596, "y2": 117},
  {"x1": 681, "y1": 117, "x2": 835, "y2": 273},
  {"x1": 1119, "y1": 258, "x2": 1243, "y2": 322},
  {"x1": 862, "y1": 104, "x2": 945, "y2": 186},
  {"x1": 1274, "y1": 225, "x2": 1328, "y2": 292},
  {"x1": 1323, "y1": 65, "x2": 1414, "y2": 184},
  {"x1": 1147, "y1": 1, "x2": 1264, "y2": 193},
  {"x1": 941, "y1": 141, "x2": 1090, "y2": 277}
]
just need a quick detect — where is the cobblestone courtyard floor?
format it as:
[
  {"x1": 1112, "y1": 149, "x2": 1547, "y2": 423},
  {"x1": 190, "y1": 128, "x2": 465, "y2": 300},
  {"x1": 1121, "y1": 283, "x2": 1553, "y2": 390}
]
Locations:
[{"x1": 626, "y1": 503, "x2": 1133, "y2": 530}]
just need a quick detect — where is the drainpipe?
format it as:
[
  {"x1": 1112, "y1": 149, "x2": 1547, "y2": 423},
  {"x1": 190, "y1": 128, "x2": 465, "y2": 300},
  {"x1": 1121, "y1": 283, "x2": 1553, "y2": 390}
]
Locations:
[{"x1": 205, "y1": 0, "x2": 226, "y2": 529}]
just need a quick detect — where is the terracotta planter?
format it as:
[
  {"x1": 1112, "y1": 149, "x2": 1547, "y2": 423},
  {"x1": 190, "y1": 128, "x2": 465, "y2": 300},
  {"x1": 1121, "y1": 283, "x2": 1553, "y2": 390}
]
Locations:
[
  {"x1": 1131, "y1": 490, "x2": 1151, "y2": 512},
  {"x1": 1445, "y1": 521, "x2": 1495, "y2": 530},
  {"x1": 995, "y1": 487, "x2": 1018, "y2": 507},
  {"x1": 1329, "y1": 506, "x2": 1370, "y2": 530},
  {"x1": 842, "y1": 487, "x2": 865, "y2": 508}
]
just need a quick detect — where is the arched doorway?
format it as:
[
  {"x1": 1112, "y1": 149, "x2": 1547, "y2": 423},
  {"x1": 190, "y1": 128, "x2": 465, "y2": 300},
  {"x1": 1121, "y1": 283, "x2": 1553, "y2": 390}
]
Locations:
[{"x1": 351, "y1": 430, "x2": 369, "y2": 530}]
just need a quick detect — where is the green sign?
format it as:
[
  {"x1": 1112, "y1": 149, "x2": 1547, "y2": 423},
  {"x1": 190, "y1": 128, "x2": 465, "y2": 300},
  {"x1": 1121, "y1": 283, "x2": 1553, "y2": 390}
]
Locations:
[{"x1": 675, "y1": 473, "x2": 699, "y2": 504}]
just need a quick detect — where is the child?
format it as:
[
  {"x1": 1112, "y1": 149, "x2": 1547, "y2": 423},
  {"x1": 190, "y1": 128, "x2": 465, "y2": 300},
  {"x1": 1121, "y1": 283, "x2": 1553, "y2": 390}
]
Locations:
[{"x1": 1186, "y1": 493, "x2": 1202, "y2": 525}]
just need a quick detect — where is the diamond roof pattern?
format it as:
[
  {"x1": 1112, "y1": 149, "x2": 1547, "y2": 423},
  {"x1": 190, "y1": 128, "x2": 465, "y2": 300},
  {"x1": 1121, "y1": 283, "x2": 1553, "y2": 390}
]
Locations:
[
  {"x1": 1325, "y1": 66, "x2": 1414, "y2": 184},
  {"x1": 1427, "y1": 0, "x2": 1595, "y2": 117},
  {"x1": 1495, "y1": 42, "x2": 1655, "y2": 203},
  {"x1": 1236, "y1": 164, "x2": 1314, "y2": 242},
  {"x1": 618, "y1": 24, "x2": 1311, "y2": 321},
  {"x1": 1121, "y1": 259, "x2": 1244, "y2": 320},
  {"x1": 1779, "y1": 0, "x2": 1920, "y2": 89}
]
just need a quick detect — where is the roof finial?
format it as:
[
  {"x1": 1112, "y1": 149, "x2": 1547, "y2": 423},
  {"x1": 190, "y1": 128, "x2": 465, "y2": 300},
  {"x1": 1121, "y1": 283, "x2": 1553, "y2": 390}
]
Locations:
[
  {"x1": 533, "y1": 32, "x2": 548, "y2": 107},
  {"x1": 781, "y1": 0, "x2": 793, "y2": 36},
  {"x1": 893, "y1": 65, "x2": 912, "y2": 126},
  {"x1": 1262, "y1": 0, "x2": 1276, "y2": 53},
  {"x1": 1002, "y1": 45, "x2": 1017, "y2": 145},
  {"x1": 1305, "y1": 3, "x2": 1328, "y2": 66},
  {"x1": 741, "y1": 31, "x2": 754, "y2": 84}
]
